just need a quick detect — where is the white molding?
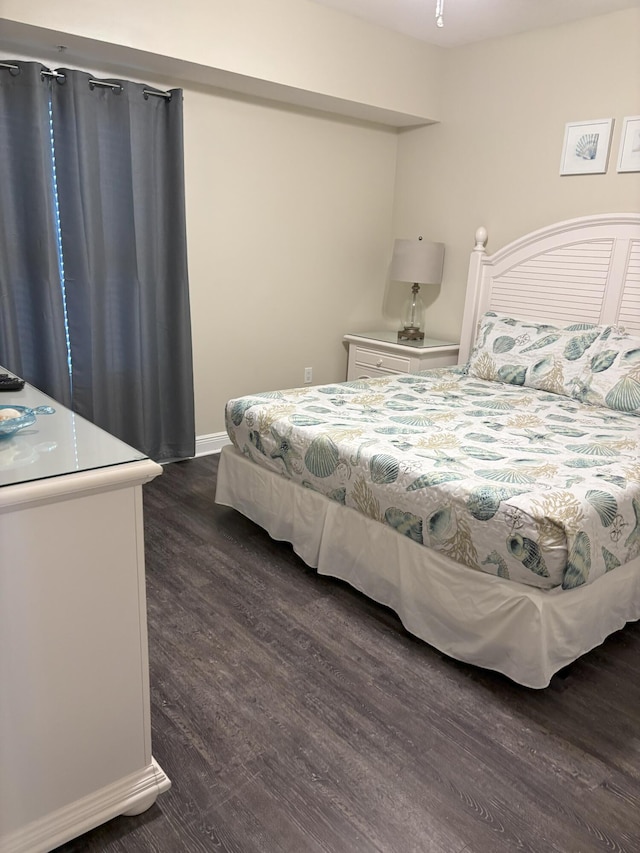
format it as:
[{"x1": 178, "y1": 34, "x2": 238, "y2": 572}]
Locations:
[
  {"x1": 0, "y1": 760, "x2": 170, "y2": 853},
  {"x1": 195, "y1": 431, "x2": 231, "y2": 457}
]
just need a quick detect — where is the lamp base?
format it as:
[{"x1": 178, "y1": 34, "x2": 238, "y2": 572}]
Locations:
[{"x1": 398, "y1": 327, "x2": 424, "y2": 342}]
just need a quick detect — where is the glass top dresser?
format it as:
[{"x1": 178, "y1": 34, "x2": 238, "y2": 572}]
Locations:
[
  {"x1": 0, "y1": 373, "x2": 170, "y2": 853},
  {"x1": 0, "y1": 379, "x2": 147, "y2": 489}
]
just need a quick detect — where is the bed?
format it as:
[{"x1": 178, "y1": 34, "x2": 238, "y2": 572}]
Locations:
[{"x1": 215, "y1": 213, "x2": 640, "y2": 688}]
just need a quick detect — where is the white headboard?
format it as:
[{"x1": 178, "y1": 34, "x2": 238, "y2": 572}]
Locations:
[{"x1": 458, "y1": 213, "x2": 640, "y2": 363}]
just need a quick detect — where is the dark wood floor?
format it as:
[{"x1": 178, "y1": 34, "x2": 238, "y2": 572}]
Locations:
[{"x1": 55, "y1": 454, "x2": 640, "y2": 853}]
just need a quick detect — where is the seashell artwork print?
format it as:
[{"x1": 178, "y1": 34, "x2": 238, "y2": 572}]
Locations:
[
  {"x1": 317, "y1": 385, "x2": 356, "y2": 395},
  {"x1": 304, "y1": 435, "x2": 340, "y2": 478},
  {"x1": 254, "y1": 390, "x2": 285, "y2": 399},
  {"x1": 497, "y1": 364, "x2": 527, "y2": 386},
  {"x1": 464, "y1": 432, "x2": 497, "y2": 443},
  {"x1": 374, "y1": 426, "x2": 418, "y2": 434},
  {"x1": 566, "y1": 441, "x2": 618, "y2": 456},
  {"x1": 520, "y1": 333, "x2": 562, "y2": 353},
  {"x1": 563, "y1": 330, "x2": 600, "y2": 361},
  {"x1": 391, "y1": 414, "x2": 435, "y2": 426},
  {"x1": 460, "y1": 446, "x2": 505, "y2": 461},
  {"x1": 625, "y1": 496, "x2": 640, "y2": 556},
  {"x1": 575, "y1": 132, "x2": 599, "y2": 160},
  {"x1": 563, "y1": 531, "x2": 591, "y2": 589},
  {"x1": 384, "y1": 507, "x2": 423, "y2": 543},
  {"x1": 590, "y1": 350, "x2": 618, "y2": 373},
  {"x1": 601, "y1": 547, "x2": 621, "y2": 572},
  {"x1": 474, "y1": 399, "x2": 513, "y2": 410},
  {"x1": 229, "y1": 398, "x2": 258, "y2": 425},
  {"x1": 605, "y1": 375, "x2": 640, "y2": 412},
  {"x1": 492, "y1": 335, "x2": 516, "y2": 354},
  {"x1": 594, "y1": 473, "x2": 626, "y2": 488},
  {"x1": 249, "y1": 430, "x2": 266, "y2": 454},
  {"x1": 406, "y1": 471, "x2": 464, "y2": 491},
  {"x1": 369, "y1": 453, "x2": 400, "y2": 484},
  {"x1": 585, "y1": 489, "x2": 618, "y2": 527},
  {"x1": 289, "y1": 414, "x2": 324, "y2": 426},
  {"x1": 476, "y1": 468, "x2": 535, "y2": 484},
  {"x1": 529, "y1": 357, "x2": 555, "y2": 379},
  {"x1": 546, "y1": 426, "x2": 587, "y2": 437},
  {"x1": 506, "y1": 533, "x2": 549, "y2": 576},
  {"x1": 385, "y1": 401, "x2": 416, "y2": 411},
  {"x1": 466, "y1": 484, "x2": 527, "y2": 521},
  {"x1": 621, "y1": 348, "x2": 640, "y2": 366},
  {"x1": 427, "y1": 506, "x2": 455, "y2": 540}
]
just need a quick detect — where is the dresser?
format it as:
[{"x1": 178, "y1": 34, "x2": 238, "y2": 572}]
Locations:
[
  {"x1": 344, "y1": 331, "x2": 459, "y2": 380},
  {"x1": 0, "y1": 376, "x2": 170, "y2": 853}
]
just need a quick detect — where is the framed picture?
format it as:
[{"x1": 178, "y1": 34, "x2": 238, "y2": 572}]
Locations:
[
  {"x1": 560, "y1": 118, "x2": 614, "y2": 175},
  {"x1": 617, "y1": 116, "x2": 640, "y2": 173}
]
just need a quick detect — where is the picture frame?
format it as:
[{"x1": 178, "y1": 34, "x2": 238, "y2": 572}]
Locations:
[
  {"x1": 560, "y1": 118, "x2": 614, "y2": 175},
  {"x1": 617, "y1": 116, "x2": 640, "y2": 173}
]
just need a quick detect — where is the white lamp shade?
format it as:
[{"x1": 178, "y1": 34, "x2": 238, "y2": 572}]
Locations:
[{"x1": 390, "y1": 238, "x2": 445, "y2": 285}]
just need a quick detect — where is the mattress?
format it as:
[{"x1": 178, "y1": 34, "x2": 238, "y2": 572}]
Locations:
[{"x1": 225, "y1": 368, "x2": 640, "y2": 591}]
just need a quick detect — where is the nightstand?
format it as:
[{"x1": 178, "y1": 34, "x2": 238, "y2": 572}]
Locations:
[{"x1": 344, "y1": 331, "x2": 459, "y2": 380}]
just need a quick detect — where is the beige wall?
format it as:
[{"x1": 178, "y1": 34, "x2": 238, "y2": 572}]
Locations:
[
  {"x1": 185, "y1": 90, "x2": 397, "y2": 434},
  {"x1": 0, "y1": 0, "x2": 442, "y2": 123},
  {"x1": 391, "y1": 8, "x2": 640, "y2": 343}
]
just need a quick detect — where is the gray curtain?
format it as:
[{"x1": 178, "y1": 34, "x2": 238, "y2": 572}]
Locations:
[
  {"x1": 0, "y1": 61, "x2": 195, "y2": 460},
  {"x1": 0, "y1": 62, "x2": 72, "y2": 404}
]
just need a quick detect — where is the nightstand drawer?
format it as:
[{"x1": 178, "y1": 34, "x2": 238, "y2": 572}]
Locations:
[
  {"x1": 352, "y1": 366, "x2": 394, "y2": 380},
  {"x1": 353, "y1": 346, "x2": 410, "y2": 374}
]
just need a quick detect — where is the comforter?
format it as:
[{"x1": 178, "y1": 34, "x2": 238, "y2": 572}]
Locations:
[{"x1": 225, "y1": 368, "x2": 640, "y2": 590}]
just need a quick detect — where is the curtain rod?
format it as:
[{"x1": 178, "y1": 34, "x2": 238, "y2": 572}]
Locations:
[{"x1": 0, "y1": 61, "x2": 172, "y2": 99}]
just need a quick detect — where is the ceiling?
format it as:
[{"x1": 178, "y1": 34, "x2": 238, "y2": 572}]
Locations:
[{"x1": 308, "y1": 0, "x2": 640, "y2": 47}]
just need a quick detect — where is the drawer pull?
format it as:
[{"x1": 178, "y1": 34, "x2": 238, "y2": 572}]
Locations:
[{"x1": 376, "y1": 359, "x2": 383, "y2": 367}]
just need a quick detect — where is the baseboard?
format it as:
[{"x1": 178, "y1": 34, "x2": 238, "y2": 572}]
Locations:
[
  {"x1": 0, "y1": 759, "x2": 170, "y2": 853},
  {"x1": 195, "y1": 432, "x2": 231, "y2": 457}
]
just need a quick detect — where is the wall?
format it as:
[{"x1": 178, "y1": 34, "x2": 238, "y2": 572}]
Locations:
[
  {"x1": 0, "y1": 0, "x2": 441, "y2": 124},
  {"x1": 391, "y1": 8, "x2": 640, "y2": 344},
  {"x1": 185, "y1": 89, "x2": 397, "y2": 438}
]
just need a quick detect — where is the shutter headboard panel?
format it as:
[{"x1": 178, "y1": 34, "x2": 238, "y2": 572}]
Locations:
[
  {"x1": 458, "y1": 214, "x2": 640, "y2": 363},
  {"x1": 619, "y1": 239, "x2": 640, "y2": 332}
]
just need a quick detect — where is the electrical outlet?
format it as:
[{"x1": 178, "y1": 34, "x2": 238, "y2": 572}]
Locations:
[{"x1": 304, "y1": 367, "x2": 313, "y2": 384}]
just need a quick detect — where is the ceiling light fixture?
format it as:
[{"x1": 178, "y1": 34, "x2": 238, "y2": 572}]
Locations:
[{"x1": 435, "y1": 0, "x2": 444, "y2": 28}]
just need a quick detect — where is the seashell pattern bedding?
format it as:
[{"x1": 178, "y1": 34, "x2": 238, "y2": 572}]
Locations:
[{"x1": 225, "y1": 368, "x2": 640, "y2": 591}]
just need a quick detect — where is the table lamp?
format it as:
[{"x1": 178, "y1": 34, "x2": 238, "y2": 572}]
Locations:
[{"x1": 390, "y1": 236, "x2": 445, "y2": 341}]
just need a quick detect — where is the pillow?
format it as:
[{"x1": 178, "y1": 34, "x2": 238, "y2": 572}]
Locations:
[
  {"x1": 572, "y1": 327, "x2": 640, "y2": 415},
  {"x1": 467, "y1": 313, "x2": 606, "y2": 396}
]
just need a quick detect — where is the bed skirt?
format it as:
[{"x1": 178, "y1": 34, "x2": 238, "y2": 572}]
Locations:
[{"x1": 215, "y1": 445, "x2": 640, "y2": 689}]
